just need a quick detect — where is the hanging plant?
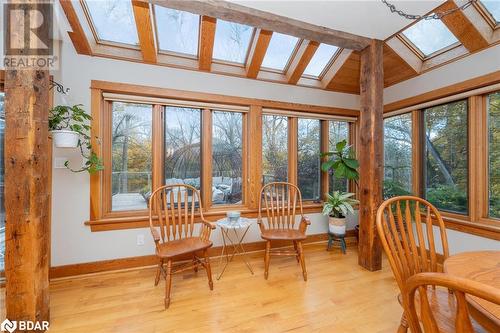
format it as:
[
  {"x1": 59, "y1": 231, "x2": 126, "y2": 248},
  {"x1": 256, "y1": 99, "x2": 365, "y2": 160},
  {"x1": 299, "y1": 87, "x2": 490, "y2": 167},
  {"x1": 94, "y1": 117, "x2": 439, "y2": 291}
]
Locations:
[{"x1": 49, "y1": 104, "x2": 103, "y2": 174}]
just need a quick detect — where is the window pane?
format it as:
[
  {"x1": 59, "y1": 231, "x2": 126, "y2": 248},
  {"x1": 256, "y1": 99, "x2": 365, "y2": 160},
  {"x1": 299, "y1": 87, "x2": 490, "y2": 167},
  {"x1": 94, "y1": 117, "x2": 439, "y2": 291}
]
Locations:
[
  {"x1": 384, "y1": 114, "x2": 413, "y2": 199},
  {"x1": 488, "y1": 92, "x2": 500, "y2": 218},
  {"x1": 298, "y1": 119, "x2": 321, "y2": 201},
  {"x1": 155, "y1": 6, "x2": 200, "y2": 56},
  {"x1": 424, "y1": 100, "x2": 468, "y2": 214},
  {"x1": 402, "y1": 19, "x2": 458, "y2": 56},
  {"x1": 85, "y1": 0, "x2": 139, "y2": 45},
  {"x1": 164, "y1": 107, "x2": 202, "y2": 193},
  {"x1": 328, "y1": 121, "x2": 349, "y2": 193},
  {"x1": 262, "y1": 33, "x2": 299, "y2": 71},
  {"x1": 262, "y1": 115, "x2": 288, "y2": 184},
  {"x1": 212, "y1": 111, "x2": 243, "y2": 205},
  {"x1": 482, "y1": 1, "x2": 500, "y2": 23},
  {"x1": 213, "y1": 20, "x2": 253, "y2": 64},
  {"x1": 111, "y1": 102, "x2": 152, "y2": 211},
  {"x1": 304, "y1": 44, "x2": 338, "y2": 77},
  {"x1": 0, "y1": 92, "x2": 4, "y2": 272}
]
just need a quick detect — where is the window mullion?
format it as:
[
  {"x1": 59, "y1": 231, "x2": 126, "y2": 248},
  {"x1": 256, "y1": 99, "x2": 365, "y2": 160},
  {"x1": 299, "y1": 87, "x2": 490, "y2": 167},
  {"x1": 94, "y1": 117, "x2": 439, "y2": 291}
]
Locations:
[
  {"x1": 320, "y1": 120, "x2": 329, "y2": 200},
  {"x1": 288, "y1": 117, "x2": 298, "y2": 185},
  {"x1": 201, "y1": 109, "x2": 213, "y2": 210},
  {"x1": 152, "y1": 104, "x2": 164, "y2": 193},
  {"x1": 412, "y1": 110, "x2": 423, "y2": 197}
]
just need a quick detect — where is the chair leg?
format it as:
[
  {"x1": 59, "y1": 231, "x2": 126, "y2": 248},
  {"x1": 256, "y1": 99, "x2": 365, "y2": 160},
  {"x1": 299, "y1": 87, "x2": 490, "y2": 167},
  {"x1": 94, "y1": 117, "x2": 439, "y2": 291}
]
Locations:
[
  {"x1": 293, "y1": 241, "x2": 299, "y2": 262},
  {"x1": 204, "y1": 249, "x2": 213, "y2": 290},
  {"x1": 164, "y1": 259, "x2": 173, "y2": 309},
  {"x1": 264, "y1": 241, "x2": 271, "y2": 280},
  {"x1": 297, "y1": 241, "x2": 307, "y2": 281},
  {"x1": 397, "y1": 312, "x2": 409, "y2": 333},
  {"x1": 155, "y1": 259, "x2": 163, "y2": 286},
  {"x1": 193, "y1": 255, "x2": 198, "y2": 273}
]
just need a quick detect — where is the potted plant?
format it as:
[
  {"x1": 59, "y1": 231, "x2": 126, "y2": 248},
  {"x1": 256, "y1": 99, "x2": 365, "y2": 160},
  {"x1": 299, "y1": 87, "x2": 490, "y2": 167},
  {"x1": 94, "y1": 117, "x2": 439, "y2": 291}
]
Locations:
[
  {"x1": 49, "y1": 104, "x2": 103, "y2": 174},
  {"x1": 322, "y1": 191, "x2": 359, "y2": 235}
]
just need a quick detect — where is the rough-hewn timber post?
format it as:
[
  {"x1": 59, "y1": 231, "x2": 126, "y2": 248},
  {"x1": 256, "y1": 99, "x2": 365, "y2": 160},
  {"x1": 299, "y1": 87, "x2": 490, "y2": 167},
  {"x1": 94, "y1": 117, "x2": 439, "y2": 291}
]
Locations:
[{"x1": 358, "y1": 39, "x2": 384, "y2": 271}]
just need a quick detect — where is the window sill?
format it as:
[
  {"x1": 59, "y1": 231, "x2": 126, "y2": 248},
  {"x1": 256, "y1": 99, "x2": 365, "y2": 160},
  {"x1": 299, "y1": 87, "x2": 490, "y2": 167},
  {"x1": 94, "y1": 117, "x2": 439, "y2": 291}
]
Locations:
[
  {"x1": 440, "y1": 215, "x2": 500, "y2": 241},
  {"x1": 85, "y1": 203, "x2": 324, "y2": 232}
]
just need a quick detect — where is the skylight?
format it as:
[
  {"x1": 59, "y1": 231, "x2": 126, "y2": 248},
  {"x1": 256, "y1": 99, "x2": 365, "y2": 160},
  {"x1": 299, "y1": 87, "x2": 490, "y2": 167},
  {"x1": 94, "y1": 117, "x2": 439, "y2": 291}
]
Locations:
[
  {"x1": 154, "y1": 6, "x2": 200, "y2": 56},
  {"x1": 482, "y1": 1, "x2": 500, "y2": 23},
  {"x1": 402, "y1": 19, "x2": 459, "y2": 57},
  {"x1": 85, "y1": 0, "x2": 139, "y2": 46},
  {"x1": 261, "y1": 33, "x2": 299, "y2": 71},
  {"x1": 213, "y1": 20, "x2": 254, "y2": 64},
  {"x1": 303, "y1": 44, "x2": 339, "y2": 77}
]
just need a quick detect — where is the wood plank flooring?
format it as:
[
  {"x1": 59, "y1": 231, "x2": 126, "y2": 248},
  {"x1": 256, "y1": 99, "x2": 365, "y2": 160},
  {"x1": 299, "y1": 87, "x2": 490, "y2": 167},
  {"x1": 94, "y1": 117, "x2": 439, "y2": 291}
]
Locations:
[{"x1": 1, "y1": 243, "x2": 403, "y2": 332}]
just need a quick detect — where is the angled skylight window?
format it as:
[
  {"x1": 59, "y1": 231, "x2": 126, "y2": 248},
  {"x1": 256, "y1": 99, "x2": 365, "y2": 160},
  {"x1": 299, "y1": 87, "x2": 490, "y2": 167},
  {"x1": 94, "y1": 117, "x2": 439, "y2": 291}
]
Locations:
[
  {"x1": 482, "y1": 1, "x2": 500, "y2": 23},
  {"x1": 213, "y1": 20, "x2": 254, "y2": 64},
  {"x1": 154, "y1": 6, "x2": 200, "y2": 56},
  {"x1": 261, "y1": 33, "x2": 299, "y2": 71},
  {"x1": 85, "y1": 0, "x2": 139, "y2": 46},
  {"x1": 402, "y1": 18, "x2": 459, "y2": 57},
  {"x1": 303, "y1": 44, "x2": 339, "y2": 77}
]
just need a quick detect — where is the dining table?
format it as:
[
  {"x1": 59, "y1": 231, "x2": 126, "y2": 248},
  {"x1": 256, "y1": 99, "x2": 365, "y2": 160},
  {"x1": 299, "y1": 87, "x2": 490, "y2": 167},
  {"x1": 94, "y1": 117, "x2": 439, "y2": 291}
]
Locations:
[{"x1": 444, "y1": 250, "x2": 500, "y2": 332}]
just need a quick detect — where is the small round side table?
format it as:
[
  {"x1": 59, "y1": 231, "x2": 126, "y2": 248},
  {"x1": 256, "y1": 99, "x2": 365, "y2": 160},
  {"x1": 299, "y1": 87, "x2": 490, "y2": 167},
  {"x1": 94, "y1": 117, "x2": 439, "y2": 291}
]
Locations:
[
  {"x1": 216, "y1": 217, "x2": 255, "y2": 280},
  {"x1": 326, "y1": 232, "x2": 346, "y2": 254}
]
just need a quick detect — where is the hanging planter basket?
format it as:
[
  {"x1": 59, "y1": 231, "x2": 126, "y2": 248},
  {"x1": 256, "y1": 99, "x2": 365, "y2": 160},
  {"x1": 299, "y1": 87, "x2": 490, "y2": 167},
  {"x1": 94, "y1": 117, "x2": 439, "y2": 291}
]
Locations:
[{"x1": 51, "y1": 130, "x2": 80, "y2": 148}]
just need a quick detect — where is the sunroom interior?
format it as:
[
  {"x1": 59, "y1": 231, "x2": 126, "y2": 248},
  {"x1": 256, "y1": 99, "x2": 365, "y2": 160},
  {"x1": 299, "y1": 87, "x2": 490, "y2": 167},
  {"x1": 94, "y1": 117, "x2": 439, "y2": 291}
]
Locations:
[{"x1": 0, "y1": 0, "x2": 499, "y2": 332}]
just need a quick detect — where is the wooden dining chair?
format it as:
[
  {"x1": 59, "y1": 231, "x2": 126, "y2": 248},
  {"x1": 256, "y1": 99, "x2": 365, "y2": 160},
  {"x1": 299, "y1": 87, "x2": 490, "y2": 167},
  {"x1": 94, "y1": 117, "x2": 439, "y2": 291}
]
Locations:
[
  {"x1": 148, "y1": 184, "x2": 216, "y2": 309},
  {"x1": 376, "y1": 196, "x2": 449, "y2": 333},
  {"x1": 258, "y1": 182, "x2": 310, "y2": 281},
  {"x1": 405, "y1": 272, "x2": 500, "y2": 333}
]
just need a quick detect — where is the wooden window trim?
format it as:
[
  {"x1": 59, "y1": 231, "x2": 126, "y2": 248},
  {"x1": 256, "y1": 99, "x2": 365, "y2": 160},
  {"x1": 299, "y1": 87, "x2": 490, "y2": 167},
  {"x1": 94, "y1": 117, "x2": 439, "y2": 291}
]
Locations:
[{"x1": 88, "y1": 80, "x2": 356, "y2": 231}]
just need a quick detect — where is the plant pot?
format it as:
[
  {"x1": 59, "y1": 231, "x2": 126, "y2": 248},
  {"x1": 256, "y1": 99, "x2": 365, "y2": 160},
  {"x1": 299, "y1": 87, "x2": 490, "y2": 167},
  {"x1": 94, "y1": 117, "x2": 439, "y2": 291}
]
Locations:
[
  {"x1": 328, "y1": 216, "x2": 346, "y2": 235},
  {"x1": 51, "y1": 130, "x2": 80, "y2": 148}
]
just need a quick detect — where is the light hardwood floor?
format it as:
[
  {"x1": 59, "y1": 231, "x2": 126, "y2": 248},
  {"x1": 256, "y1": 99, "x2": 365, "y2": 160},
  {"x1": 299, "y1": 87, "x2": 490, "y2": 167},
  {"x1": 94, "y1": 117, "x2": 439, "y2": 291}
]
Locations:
[{"x1": 1, "y1": 243, "x2": 402, "y2": 333}]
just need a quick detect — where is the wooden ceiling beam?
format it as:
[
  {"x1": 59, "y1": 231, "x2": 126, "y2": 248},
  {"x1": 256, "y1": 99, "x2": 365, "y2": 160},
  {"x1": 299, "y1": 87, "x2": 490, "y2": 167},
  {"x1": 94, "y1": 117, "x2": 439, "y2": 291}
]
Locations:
[
  {"x1": 436, "y1": 0, "x2": 489, "y2": 52},
  {"x1": 145, "y1": 0, "x2": 371, "y2": 50},
  {"x1": 132, "y1": 0, "x2": 157, "y2": 63},
  {"x1": 199, "y1": 16, "x2": 217, "y2": 71},
  {"x1": 287, "y1": 40, "x2": 319, "y2": 84},
  {"x1": 59, "y1": 0, "x2": 92, "y2": 55},
  {"x1": 246, "y1": 29, "x2": 273, "y2": 78}
]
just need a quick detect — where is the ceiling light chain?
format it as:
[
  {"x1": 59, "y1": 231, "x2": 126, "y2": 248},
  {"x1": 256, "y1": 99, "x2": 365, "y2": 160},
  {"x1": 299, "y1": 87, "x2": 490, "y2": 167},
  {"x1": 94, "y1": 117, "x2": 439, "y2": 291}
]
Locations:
[{"x1": 381, "y1": 0, "x2": 478, "y2": 20}]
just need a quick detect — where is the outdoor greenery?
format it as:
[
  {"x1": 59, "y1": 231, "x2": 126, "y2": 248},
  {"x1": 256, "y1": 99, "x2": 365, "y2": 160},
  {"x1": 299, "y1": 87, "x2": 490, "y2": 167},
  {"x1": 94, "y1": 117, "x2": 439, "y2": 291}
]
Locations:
[
  {"x1": 262, "y1": 115, "x2": 288, "y2": 184},
  {"x1": 298, "y1": 119, "x2": 321, "y2": 200},
  {"x1": 322, "y1": 191, "x2": 359, "y2": 218},
  {"x1": 488, "y1": 92, "x2": 500, "y2": 218},
  {"x1": 49, "y1": 104, "x2": 103, "y2": 174}
]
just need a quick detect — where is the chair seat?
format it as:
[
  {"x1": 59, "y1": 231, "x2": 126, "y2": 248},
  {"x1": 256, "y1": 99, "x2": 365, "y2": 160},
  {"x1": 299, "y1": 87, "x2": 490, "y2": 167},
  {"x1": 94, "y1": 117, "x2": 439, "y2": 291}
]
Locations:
[
  {"x1": 398, "y1": 287, "x2": 487, "y2": 333},
  {"x1": 156, "y1": 237, "x2": 212, "y2": 258},
  {"x1": 261, "y1": 229, "x2": 307, "y2": 241}
]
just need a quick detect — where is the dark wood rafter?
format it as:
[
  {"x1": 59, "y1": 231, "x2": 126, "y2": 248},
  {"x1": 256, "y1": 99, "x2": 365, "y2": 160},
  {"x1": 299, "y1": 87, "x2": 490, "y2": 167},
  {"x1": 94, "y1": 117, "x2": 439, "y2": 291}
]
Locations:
[
  {"x1": 246, "y1": 29, "x2": 273, "y2": 78},
  {"x1": 287, "y1": 40, "x2": 319, "y2": 84},
  {"x1": 199, "y1": 16, "x2": 217, "y2": 71},
  {"x1": 59, "y1": 0, "x2": 92, "y2": 55},
  {"x1": 358, "y1": 39, "x2": 384, "y2": 272},
  {"x1": 436, "y1": 0, "x2": 489, "y2": 53},
  {"x1": 132, "y1": 0, "x2": 158, "y2": 63},
  {"x1": 145, "y1": 0, "x2": 371, "y2": 50}
]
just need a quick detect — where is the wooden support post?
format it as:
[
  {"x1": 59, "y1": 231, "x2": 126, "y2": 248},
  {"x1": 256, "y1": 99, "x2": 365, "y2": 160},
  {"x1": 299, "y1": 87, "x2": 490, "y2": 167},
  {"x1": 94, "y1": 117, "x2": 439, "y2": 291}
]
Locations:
[
  {"x1": 4, "y1": 68, "x2": 51, "y2": 322},
  {"x1": 358, "y1": 39, "x2": 384, "y2": 271}
]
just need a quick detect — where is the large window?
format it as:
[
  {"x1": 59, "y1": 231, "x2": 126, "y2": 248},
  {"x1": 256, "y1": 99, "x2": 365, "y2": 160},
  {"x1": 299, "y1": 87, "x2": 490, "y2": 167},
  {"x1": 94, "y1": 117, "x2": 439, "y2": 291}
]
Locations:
[
  {"x1": 384, "y1": 113, "x2": 413, "y2": 199},
  {"x1": 297, "y1": 119, "x2": 321, "y2": 201},
  {"x1": 111, "y1": 102, "x2": 152, "y2": 211},
  {"x1": 212, "y1": 111, "x2": 243, "y2": 205},
  {"x1": 262, "y1": 115, "x2": 288, "y2": 183},
  {"x1": 328, "y1": 120, "x2": 349, "y2": 193},
  {"x1": 424, "y1": 100, "x2": 468, "y2": 214},
  {"x1": 488, "y1": 92, "x2": 500, "y2": 218}
]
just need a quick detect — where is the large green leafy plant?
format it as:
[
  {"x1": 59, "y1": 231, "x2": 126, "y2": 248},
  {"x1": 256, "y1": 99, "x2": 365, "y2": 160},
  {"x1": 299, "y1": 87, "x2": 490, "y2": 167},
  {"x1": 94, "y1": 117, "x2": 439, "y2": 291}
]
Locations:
[
  {"x1": 321, "y1": 139, "x2": 359, "y2": 183},
  {"x1": 49, "y1": 104, "x2": 103, "y2": 174},
  {"x1": 322, "y1": 191, "x2": 359, "y2": 218}
]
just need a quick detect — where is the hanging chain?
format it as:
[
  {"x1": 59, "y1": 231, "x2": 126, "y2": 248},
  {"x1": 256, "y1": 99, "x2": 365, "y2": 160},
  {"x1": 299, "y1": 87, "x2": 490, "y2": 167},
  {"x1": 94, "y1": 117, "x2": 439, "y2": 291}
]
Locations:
[{"x1": 381, "y1": 0, "x2": 478, "y2": 20}]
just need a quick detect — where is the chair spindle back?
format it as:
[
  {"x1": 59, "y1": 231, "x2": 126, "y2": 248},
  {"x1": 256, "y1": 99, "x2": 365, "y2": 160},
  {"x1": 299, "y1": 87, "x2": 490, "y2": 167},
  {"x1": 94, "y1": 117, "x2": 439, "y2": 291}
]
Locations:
[
  {"x1": 258, "y1": 182, "x2": 304, "y2": 230},
  {"x1": 376, "y1": 196, "x2": 449, "y2": 291}
]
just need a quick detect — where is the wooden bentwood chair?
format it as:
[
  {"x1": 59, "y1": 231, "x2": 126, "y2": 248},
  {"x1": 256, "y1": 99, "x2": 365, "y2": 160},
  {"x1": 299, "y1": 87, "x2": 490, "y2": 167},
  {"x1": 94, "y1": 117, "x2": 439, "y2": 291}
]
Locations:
[
  {"x1": 148, "y1": 184, "x2": 216, "y2": 309},
  {"x1": 405, "y1": 273, "x2": 500, "y2": 333},
  {"x1": 376, "y1": 196, "x2": 450, "y2": 332},
  {"x1": 258, "y1": 182, "x2": 310, "y2": 281}
]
